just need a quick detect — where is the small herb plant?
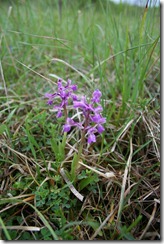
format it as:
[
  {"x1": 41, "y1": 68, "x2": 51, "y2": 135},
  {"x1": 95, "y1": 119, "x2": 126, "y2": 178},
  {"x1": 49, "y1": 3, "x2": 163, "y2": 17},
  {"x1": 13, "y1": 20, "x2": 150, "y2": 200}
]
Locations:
[
  {"x1": 45, "y1": 79, "x2": 106, "y2": 145},
  {"x1": 45, "y1": 79, "x2": 106, "y2": 189}
]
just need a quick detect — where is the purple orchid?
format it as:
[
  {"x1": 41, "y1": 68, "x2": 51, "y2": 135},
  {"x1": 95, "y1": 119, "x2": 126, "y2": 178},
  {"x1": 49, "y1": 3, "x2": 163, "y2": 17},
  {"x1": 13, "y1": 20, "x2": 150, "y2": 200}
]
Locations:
[
  {"x1": 86, "y1": 127, "x2": 97, "y2": 144},
  {"x1": 92, "y1": 89, "x2": 102, "y2": 103},
  {"x1": 45, "y1": 79, "x2": 106, "y2": 144},
  {"x1": 45, "y1": 79, "x2": 77, "y2": 118},
  {"x1": 69, "y1": 89, "x2": 106, "y2": 144},
  {"x1": 45, "y1": 79, "x2": 77, "y2": 117},
  {"x1": 63, "y1": 118, "x2": 83, "y2": 133}
]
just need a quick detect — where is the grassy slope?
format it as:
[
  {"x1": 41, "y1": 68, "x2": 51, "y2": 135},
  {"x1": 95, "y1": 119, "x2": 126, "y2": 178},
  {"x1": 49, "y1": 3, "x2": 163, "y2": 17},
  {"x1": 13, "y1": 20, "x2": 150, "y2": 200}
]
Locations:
[{"x1": 0, "y1": 0, "x2": 160, "y2": 240}]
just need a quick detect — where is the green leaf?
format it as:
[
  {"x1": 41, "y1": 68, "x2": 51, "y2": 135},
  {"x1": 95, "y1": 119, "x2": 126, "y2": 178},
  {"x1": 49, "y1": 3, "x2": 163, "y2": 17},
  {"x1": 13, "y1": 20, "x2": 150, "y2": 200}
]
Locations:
[
  {"x1": 51, "y1": 138, "x2": 59, "y2": 157},
  {"x1": 0, "y1": 217, "x2": 12, "y2": 240},
  {"x1": 127, "y1": 215, "x2": 142, "y2": 232},
  {"x1": 70, "y1": 153, "x2": 79, "y2": 182},
  {"x1": 61, "y1": 132, "x2": 67, "y2": 149},
  {"x1": 6, "y1": 107, "x2": 17, "y2": 123},
  {"x1": 23, "y1": 122, "x2": 44, "y2": 160},
  {"x1": 118, "y1": 224, "x2": 137, "y2": 240},
  {"x1": 0, "y1": 124, "x2": 7, "y2": 135},
  {"x1": 58, "y1": 141, "x2": 65, "y2": 161},
  {"x1": 78, "y1": 174, "x2": 99, "y2": 191}
]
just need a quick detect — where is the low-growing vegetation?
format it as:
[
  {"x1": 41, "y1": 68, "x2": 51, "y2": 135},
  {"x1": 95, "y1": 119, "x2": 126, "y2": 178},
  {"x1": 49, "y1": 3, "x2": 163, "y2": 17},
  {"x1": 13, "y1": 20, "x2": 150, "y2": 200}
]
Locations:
[{"x1": 0, "y1": 0, "x2": 160, "y2": 240}]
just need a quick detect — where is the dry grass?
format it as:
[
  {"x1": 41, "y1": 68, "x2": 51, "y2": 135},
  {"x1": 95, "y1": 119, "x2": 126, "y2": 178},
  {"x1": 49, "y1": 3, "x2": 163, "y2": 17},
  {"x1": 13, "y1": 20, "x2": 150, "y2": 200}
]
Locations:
[
  {"x1": 0, "y1": 98, "x2": 160, "y2": 240},
  {"x1": 0, "y1": 0, "x2": 160, "y2": 240}
]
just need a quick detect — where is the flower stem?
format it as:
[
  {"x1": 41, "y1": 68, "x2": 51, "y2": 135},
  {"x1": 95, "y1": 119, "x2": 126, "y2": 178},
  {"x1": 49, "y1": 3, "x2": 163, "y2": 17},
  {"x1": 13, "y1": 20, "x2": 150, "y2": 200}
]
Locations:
[
  {"x1": 76, "y1": 122, "x2": 87, "y2": 163},
  {"x1": 63, "y1": 104, "x2": 68, "y2": 120}
]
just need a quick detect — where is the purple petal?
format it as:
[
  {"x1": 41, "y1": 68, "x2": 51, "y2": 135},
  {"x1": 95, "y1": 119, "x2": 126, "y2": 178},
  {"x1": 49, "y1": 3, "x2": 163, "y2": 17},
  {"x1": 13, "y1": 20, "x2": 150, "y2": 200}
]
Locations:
[
  {"x1": 73, "y1": 98, "x2": 94, "y2": 113},
  {"x1": 87, "y1": 126, "x2": 97, "y2": 134},
  {"x1": 57, "y1": 79, "x2": 62, "y2": 88},
  {"x1": 66, "y1": 118, "x2": 75, "y2": 125},
  {"x1": 92, "y1": 89, "x2": 102, "y2": 103},
  {"x1": 60, "y1": 90, "x2": 67, "y2": 99},
  {"x1": 44, "y1": 93, "x2": 55, "y2": 105},
  {"x1": 47, "y1": 100, "x2": 53, "y2": 105},
  {"x1": 65, "y1": 79, "x2": 77, "y2": 91},
  {"x1": 45, "y1": 93, "x2": 57, "y2": 105},
  {"x1": 63, "y1": 124, "x2": 71, "y2": 132},
  {"x1": 88, "y1": 133, "x2": 96, "y2": 144},
  {"x1": 66, "y1": 79, "x2": 71, "y2": 87},
  {"x1": 91, "y1": 114, "x2": 100, "y2": 123},
  {"x1": 71, "y1": 94, "x2": 78, "y2": 101},
  {"x1": 94, "y1": 105, "x2": 103, "y2": 113},
  {"x1": 73, "y1": 101, "x2": 87, "y2": 109},
  {"x1": 45, "y1": 93, "x2": 52, "y2": 98},
  {"x1": 97, "y1": 124, "x2": 105, "y2": 133},
  {"x1": 71, "y1": 84, "x2": 77, "y2": 91},
  {"x1": 69, "y1": 118, "x2": 84, "y2": 131},
  {"x1": 56, "y1": 110, "x2": 62, "y2": 118},
  {"x1": 99, "y1": 117, "x2": 106, "y2": 124},
  {"x1": 91, "y1": 114, "x2": 106, "y2": 124}
]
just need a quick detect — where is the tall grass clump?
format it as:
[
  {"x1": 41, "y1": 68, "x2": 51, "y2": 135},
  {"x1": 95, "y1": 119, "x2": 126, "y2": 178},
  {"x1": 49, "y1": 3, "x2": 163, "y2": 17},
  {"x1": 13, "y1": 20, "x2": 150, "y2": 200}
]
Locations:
[{"x1": 0, "y1": 0, "x2": 160, "y2": 240}]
